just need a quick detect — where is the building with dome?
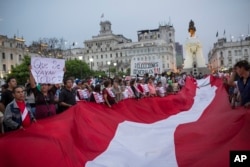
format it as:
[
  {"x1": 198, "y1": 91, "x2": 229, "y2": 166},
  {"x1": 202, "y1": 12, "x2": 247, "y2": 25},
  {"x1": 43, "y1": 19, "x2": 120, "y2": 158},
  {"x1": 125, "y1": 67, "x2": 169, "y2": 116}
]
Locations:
[{"x1": 83, "y1": 20, "x2": 178, "y2": 76}]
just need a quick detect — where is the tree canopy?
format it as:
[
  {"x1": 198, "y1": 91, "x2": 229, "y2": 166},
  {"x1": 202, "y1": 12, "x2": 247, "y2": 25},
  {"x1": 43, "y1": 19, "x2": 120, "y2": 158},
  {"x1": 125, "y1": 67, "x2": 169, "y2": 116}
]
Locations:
[
  {"x1": 7, "y1": 55, "x2": 31, "y2": 85},
  {"x1": 64, "y1": 59, "x2": 91, "y2": 79}
]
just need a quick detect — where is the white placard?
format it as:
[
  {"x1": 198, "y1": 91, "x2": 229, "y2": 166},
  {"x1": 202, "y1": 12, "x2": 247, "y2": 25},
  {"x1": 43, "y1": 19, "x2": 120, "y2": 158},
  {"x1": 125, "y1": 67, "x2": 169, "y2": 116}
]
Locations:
[
  {"x1": 130, "y1": 57, "x2": 162, "y2": 76},
  {"x1": 31, "y1": 57, "x2": 65, "y2": 84}
]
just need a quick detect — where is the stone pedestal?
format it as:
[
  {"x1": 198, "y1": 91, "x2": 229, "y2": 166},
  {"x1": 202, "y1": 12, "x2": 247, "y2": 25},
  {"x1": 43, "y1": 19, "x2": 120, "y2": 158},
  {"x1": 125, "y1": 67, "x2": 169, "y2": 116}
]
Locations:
[{"x1": 183, "y1": 37, "x2": 208, "y2": 76}]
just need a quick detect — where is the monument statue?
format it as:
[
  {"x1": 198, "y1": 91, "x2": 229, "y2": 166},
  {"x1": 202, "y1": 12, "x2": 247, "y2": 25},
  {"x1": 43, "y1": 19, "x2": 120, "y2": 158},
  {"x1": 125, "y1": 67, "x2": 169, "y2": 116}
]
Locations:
[
  {"x1": 183, "y1": 20, "x2": 207, "y2": 76},
  {"x1": 188, "y1": 20, "x2": 196, "y2": 37}
]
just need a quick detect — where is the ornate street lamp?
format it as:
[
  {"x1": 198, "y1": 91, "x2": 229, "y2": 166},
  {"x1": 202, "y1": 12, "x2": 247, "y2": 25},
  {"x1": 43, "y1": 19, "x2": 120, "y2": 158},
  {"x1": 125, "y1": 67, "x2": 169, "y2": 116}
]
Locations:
[
  {"x1": 89, "y1": 58, "x2": 94, "y2": 70},
  {"x1": 78, "y1": 56, "x2": 83, "y2": 79},
  {"x1": 113, "y1": 62, "x2": 117, "y2": 75},
  {"x1": 107, "y1": 61, "x2": 111, "y2": 78}
]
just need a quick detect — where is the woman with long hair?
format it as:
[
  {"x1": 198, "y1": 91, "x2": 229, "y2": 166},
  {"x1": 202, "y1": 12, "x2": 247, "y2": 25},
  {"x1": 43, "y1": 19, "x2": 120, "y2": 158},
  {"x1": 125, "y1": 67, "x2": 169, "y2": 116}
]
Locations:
[{"x1": 102, "y1": 80, "x2": 116, "y2": 108}]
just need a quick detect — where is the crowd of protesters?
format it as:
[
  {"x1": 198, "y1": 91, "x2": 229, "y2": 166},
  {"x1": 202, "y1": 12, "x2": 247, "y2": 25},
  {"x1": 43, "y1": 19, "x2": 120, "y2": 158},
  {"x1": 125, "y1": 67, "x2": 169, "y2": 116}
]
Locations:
[
  {"x1": 0, "y1": 60, "x2": 249, "y2": 133},
  {"x1": 0, "y1": 68, "x2": 187, "y2": 133},
  {"x1": 66, "y1": 72, "x2": 187, "y2": 107}
]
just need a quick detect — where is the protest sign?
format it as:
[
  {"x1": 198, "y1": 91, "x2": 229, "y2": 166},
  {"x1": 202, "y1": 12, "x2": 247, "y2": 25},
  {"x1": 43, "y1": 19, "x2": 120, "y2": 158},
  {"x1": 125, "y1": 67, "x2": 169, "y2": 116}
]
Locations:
[
  {"x1": 130, "y1": 57, "x2": 162, "y2": 76},
  {"x1": 31, "y1": 57, "x2": 65, "y2": 84}
]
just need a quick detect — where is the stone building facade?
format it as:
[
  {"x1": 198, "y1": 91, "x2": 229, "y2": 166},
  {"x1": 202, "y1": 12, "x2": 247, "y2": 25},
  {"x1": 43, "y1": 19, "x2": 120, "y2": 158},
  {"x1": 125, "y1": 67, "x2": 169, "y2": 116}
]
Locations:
[
  {"x1": 208, "y1": 36, "x2": 250, "y2": 72},
  {"x1": 83, "y1": 21, "x2": 177, "y2": 76},
  {"x1": 0, "y1": 35, "x2": 28, "y2": 78}
]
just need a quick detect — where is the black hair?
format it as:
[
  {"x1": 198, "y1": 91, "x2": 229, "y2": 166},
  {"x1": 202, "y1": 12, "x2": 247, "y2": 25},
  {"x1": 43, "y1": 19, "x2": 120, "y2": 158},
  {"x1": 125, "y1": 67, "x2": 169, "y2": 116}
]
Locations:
[
  {"x1": 234, "y1": 60, "x2": 250, "y2": 71},
  {"x1": 130, "y1": 79, "x2": 136, "y2": 86},
  {"x1": 103, "y1": 80, "x2": 111, "y2": 88},
  {"x1": 63, "y1": 77, "x2": 74, "y2": 85},
  {"x1": 6, "y1": 76, "x2": 16, "y2": 84},
  {"x1": 13, "y1": 85, "x2": 24, "y2": 93},
  {"x1": 94, "y1": 84, "x2": 101, "y2": 92}
]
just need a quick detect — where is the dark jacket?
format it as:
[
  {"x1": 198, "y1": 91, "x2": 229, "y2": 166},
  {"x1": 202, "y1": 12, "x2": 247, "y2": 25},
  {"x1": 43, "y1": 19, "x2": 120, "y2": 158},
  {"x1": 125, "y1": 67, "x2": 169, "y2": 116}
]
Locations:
[{"x1": 3, "y1": 100, "x2": 35, "y2": 132}]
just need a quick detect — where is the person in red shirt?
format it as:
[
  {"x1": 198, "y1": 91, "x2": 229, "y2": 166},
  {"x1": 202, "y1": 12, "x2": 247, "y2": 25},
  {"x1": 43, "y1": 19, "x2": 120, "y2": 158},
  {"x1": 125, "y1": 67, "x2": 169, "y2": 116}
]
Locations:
[
  {"x1": 3, "y1": 86, "x2": 36, "y2": 132},
  {"x1": 102, "y1": 80, "x2": 116, "y2": 108}
]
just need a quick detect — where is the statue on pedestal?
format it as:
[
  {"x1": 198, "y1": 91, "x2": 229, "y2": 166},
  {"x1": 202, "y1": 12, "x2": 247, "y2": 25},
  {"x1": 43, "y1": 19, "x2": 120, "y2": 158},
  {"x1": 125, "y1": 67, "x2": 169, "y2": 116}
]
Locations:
[
  {"x1": 183, "y1": 20, "x2": 207, "y2": 76},
  {"x1": 188, "y1": 20, "x2": 196, "y2": 37}
]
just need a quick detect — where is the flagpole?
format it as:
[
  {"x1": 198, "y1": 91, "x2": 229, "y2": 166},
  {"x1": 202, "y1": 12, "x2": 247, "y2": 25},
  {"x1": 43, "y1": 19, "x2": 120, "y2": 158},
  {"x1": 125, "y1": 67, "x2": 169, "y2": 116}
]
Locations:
[
  {"x1": 101, "y1": 13, "x2": 104, "y2": 21},
  {"x1": 248, "y1": 24, "x2": 249, "y2": 36}
]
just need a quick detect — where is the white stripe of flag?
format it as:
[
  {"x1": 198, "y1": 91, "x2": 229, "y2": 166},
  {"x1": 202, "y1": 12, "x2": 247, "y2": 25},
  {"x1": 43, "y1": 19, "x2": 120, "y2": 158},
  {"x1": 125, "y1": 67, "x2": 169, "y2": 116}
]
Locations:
[{"x1": 86, "y1": 77, "x2": 215, "y2": 167}]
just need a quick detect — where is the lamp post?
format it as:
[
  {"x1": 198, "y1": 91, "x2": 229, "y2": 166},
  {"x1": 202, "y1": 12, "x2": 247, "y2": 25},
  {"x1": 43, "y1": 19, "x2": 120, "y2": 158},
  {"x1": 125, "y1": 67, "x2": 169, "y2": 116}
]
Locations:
[
  {"x1": 89, "y1": 58, "x2": 93, "y2": 70},
  {"x1": 78, "y1": 56, "x2": 83, "y2": 79},
  {"x1": 107, "y1": 61, "x2": 111, "y2": 78},
  {"x1": 113, "y1": 62, "x2": 117, "y2": 76},
  {"x1": 240, "y1": 34, "x2": 244, "y2": 60}
]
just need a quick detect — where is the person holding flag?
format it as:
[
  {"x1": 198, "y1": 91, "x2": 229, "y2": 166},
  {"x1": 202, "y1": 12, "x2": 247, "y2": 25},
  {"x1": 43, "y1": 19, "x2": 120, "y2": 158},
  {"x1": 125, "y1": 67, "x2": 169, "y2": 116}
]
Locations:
[
  {"x1": 228, "y1": 60, "x2": 250, "y2": 108},
  {"x1": 3, "y1": 86, "x2": 36, "y2": 132}
]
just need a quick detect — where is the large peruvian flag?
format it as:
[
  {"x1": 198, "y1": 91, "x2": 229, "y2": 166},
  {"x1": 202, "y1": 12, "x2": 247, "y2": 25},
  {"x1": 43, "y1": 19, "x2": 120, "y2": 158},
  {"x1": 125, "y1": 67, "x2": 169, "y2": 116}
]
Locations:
[{"x1": 0, "y1": 76, "x2": 249, "y2": 167}]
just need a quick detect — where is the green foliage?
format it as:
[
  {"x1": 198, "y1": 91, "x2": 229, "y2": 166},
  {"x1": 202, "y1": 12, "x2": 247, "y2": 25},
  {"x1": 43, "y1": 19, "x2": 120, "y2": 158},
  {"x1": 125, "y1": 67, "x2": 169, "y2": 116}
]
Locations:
[
  {"x1": 7, "y1": 55, "x2": 31, "y2": 85},
  {"x1": 108, "y1": 67, "x2": 128, "y2": 77},
  {"x1": 92, "y1": 70, "x2": 107, "y2": 78},
  {"x1": 64, "y1": 59, "x2": 91, "y2": 79},
  {"x1": 109, "y1": 67, "x2": 116, "y2": 76},
  {"x1": 126, "y1": 68, "x2": 131, "y2": 76},
  {"x1": 117, "y1": 71, "x2": 126, "y2": 77}
]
